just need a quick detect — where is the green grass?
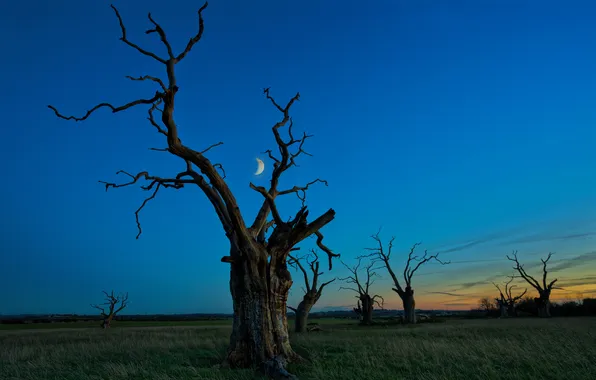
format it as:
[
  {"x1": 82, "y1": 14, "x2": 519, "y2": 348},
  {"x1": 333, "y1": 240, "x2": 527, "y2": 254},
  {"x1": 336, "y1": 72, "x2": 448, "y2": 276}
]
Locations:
[{"x1": 1, "y1": 318, "x2": 595, "y2": 380}]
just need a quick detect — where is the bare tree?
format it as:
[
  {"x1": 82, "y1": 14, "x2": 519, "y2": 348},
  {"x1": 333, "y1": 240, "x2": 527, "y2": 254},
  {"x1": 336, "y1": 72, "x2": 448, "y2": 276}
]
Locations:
[
  {"x1": 48, "y1": 4, "x2": 339, "y2": 374},
  {"x1": 506, "y1": 251, "x2": 559, "y2": 318},
  {"x1": 478, "y1": 297, "x2": 496, "y2": 313},
  {"x1": 494, "y1": 291, "x2": 508, "y2": 318},
  {"x1": 492, "y1": 276, "x2": 527, "y2": 317},
  {"x1": 339, "y1": 258, "x2": 384, "y2": 325},
  {"x1": 91, "y1": 290, "x2": 129, "y2": 329},
  {"x1": 287, "y1": 250, "x2": 336, "y2": 332},
  {"x1": 362, "y1": 232, "x2": 449, "y2": 324}
]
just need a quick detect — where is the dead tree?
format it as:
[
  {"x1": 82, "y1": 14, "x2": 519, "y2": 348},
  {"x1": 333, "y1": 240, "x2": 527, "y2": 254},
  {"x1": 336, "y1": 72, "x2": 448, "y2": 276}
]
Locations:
[
  {"x1": 494, "y1": 292, "x2": 508, "y2": 318},
  {"x1": 506, "y1": 251, "x2": 559, "y2": 318},
  {"x1": 492, "y1": 276, "x2": 527, "y2": 317},
  {"x1": 48, "y1": 4, "x2": 339, "y2": 375},
  {"x1": 287, "y1": 250, "x2": 336, "y2": 333},
  {"x1": 339, "y1": 258, "x2": 384, "y2": 325},
  {"x1": 362, "y1": 232, "x2": 449, "y2": 324},
  {"x1": 91, "y1": 290, "x2": 128, "y2": 328},
  {"x1": 478, "y1": 297, "x2": 496, "y2": 314}
]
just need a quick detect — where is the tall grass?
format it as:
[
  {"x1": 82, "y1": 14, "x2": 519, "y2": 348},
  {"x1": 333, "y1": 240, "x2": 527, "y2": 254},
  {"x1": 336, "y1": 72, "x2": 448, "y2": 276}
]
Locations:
[{"x1": 1, "y1": 318, "x2": 595, "y2": 380}]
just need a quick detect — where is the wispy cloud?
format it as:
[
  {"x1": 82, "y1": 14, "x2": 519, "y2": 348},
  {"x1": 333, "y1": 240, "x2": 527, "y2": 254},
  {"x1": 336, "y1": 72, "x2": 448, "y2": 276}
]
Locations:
[
  {"x1": 445, "y1": 259, "x2": 507, "y2": 265},
  {"x1": 457, "y1": 280, "x2": 489, "y2": 288},
  {"x1": 550, "y1": 251, "x2": 596, "y2": 272},
  {"x1": 427, "y1": 291, "x2": 463, "y2": 297},
  {"x1": 437, "y1": 233, "x2": 506, "y2": 254},
  {"x1": 557, "y1": 276, "x2": 596, "y2": 288},
  {"x1": 499, "y1": 232, "x2": 596, "y2": 246},
  {"x1": 426, "y1": 291, "x2": 483, "y2": 298},
  {"x1": 450, "y1": 272, "x2": 510, "y2": 290}
]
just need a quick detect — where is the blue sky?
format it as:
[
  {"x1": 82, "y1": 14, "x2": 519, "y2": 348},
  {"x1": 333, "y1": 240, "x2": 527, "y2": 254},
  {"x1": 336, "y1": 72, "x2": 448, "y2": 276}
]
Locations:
[{"x1": 1, "y1": 0, "x2": 595, "y2": 315}]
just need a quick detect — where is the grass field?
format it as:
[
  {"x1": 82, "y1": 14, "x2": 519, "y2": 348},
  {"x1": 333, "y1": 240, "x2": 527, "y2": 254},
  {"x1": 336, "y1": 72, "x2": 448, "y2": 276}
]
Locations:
[{"x1": 1, "y1": 317, "x2": 595, "y2": 380}]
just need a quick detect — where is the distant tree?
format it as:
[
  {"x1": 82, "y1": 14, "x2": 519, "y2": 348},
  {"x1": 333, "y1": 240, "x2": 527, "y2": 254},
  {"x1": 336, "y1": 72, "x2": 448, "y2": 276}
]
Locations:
[
  {"x1": 493, "y1": 276, "x2": 527, "y2": 317},
  {"x1": 287, "y1": 250, "x2": 336, "y2": 333},
  {"x1": 339, "y1": 258, "x2": 384, "y2": 325},
  {"x1": 91, "y1": 290, "x2": 129, "y2": 329},
  {"x1": 506, "y1": 251, "x2": 560, "y2": 318},
  {"x1": 583, "y1": 298, "x2": 596, "y2": 315},
  {"x1": 516, "y1": 295, "x2": 538, "y2": 315},
  {"x1": 494, "y1": 293, "x2": 508, "y2": 318},
  {"x1": 47, "y1": 2, "x2": 339, "y2": 375},
  {"x1": 552, "y1": 300, "x2": 582, "y2": 317},
  {"x1": 478, "y1": 297, "x2": 497, "y2": 313},
  {"x1": 362, "y1": 231, "x2": 449, "y2": 324}
]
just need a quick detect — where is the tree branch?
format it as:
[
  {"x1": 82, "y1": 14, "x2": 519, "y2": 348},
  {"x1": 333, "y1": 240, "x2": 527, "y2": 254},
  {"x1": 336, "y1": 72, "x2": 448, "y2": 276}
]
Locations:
[
  {"x1": 314, "y1": 231, "x2": 340, "y2": 270},
  {"x1": 126, "y1": 75, "x2": 167, "y2": 91},
  {"x1": 372, "y1": 294, "x2": 385, "y2": 309},
  {"x1": 176, "y1": 2, "x2": 209, "y2": 62},
  {"x1": 506, "y1": 250, "x2": 545, "y2": 292},
  {"x1": 48, "y1": 92, "x2": 163, "y2": 122},
  {"x1": 288, "y1": 254, "x2": 311, "y2": 293},
  {"x1": 145, "y1": 13, "x2": 175, "y2": 59},
  {"x1": 249, "y1": 89, "x2": 314, "y2": 235},
  {"x1": 110, "y1": 5, "x2": 167, "y2": 63},
  {"x1": 362, "y1": 231, "x2": 405, "y2": 294},
  {"x1": 405, "y1": 246, "x2": 449, "y2": 286}
]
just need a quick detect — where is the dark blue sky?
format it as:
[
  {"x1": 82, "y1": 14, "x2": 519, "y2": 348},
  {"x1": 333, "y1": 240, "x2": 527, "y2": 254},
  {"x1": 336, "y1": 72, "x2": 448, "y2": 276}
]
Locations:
[{"x1": 1, "y1": 0, "x2": 595, "y2": 314}]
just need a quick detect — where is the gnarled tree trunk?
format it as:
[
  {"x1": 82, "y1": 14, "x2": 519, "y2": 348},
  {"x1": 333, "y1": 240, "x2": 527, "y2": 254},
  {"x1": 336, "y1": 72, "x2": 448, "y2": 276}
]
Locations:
[
  {"x1": 535, "y1": 294, "x2": 551, "y2": 318},
  {"x1": 400, "y1": 287, "x2": 416, "y2": 324},
  {"x1": 360, "y1": 295, "x2": 374, "y2": 325},
  {"x1": 497, "y1": 299, "x2": 508, "y2": 318},
  {"x1": 102, "y1": 316, "x2": 113, "y2": 329},
  {"x1": 294, "y1": 300, "x2": 314, "y2": 333},
  {"x1": 225, "y1": 246, "x2": 298, "y2": 368}
]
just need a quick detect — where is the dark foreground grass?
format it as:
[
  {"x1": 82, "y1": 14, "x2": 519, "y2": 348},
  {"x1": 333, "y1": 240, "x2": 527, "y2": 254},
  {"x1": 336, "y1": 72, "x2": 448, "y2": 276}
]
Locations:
[{"x1": 1, "y1": 318, "x2": 595, "y2": 380}]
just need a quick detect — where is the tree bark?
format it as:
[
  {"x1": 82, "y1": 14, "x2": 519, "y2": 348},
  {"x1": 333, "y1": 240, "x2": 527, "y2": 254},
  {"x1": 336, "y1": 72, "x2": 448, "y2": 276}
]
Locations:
[
  {"x1": 360, "y1": 295, "x2": 374, "y2": 325},
  {"x1": 498, "y1": 302, "x2": 508, "y2": 318},
  {"x1": 507, "y1": 304, "x2": 517, "y2": 317},
  {"x1": 535, "y1": 294, "x2": 551, "y2": 318},
  {"x1": 101, "y1": 315, "x2": 113, "y2": 329},
  {"x1": 400, "y1": 288, "x2": 416, "y2": 324},
  {"x1": 294, "y1": 300, "x2": 314, "y2": 333},
  {"x1": 225, "y1": 246, "x2": 299, "y2": 370}
]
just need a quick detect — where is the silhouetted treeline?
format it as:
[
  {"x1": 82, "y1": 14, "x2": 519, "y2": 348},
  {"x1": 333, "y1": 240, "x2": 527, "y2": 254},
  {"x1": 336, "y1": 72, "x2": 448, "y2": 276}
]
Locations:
[{"x1": 471, "y1": 297, "x2": 596, "y2": 318}]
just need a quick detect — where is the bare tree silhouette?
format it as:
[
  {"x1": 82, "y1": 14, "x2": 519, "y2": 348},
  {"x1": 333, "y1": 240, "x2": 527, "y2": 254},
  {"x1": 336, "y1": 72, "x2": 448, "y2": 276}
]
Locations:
[
  {"x1": 91, "y1": 290, "x2": 128, "y2": 329},
  {"x1": 339, "y1": 258, "x2": 384, "y2": 325},
  {"x1": 506, "y1": 251, "x2": 559, "y2": 318},
  {"x1": 362, "y1": 231, "x2": 449, "y2": 323},
  {"x1": 48, "y1": 4, "x2": 338, "y2": 375},
  {"x1": 478, "y1": 297, "x2": 496, "y2": 313},
  {"x1": 492, "y1": 276, "x2": 527, "y2": 317},
  {"x1": 287, "y1": 250, "x2": 336, "y2": 332}
]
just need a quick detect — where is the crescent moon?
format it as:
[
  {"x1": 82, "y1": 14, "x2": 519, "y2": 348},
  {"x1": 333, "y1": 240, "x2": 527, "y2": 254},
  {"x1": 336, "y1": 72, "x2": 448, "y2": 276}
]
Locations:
[{"x1": 255, "y1": 158, "x2": 265, "y2": 175}]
